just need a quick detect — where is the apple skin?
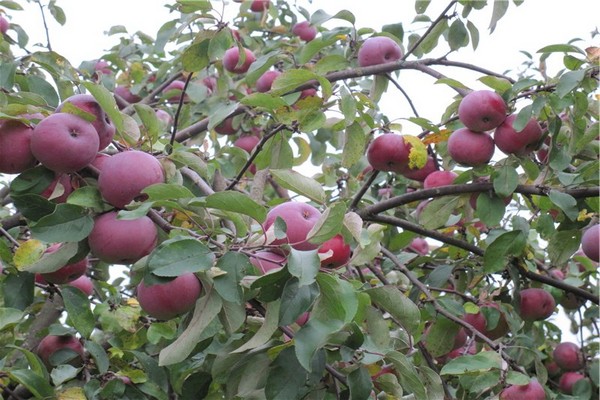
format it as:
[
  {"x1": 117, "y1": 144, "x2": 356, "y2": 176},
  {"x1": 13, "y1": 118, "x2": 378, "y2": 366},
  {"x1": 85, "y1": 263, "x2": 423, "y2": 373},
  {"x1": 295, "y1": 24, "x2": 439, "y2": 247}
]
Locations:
[
  {"x1": 0, "y1": 15, "x2": 9, "y2": 34},
  {"x1": 255, "y1": 70, "x2": 281, "y2": 93},
  {"x1": 458, "y1": 90, "x2": 507, "y2": 132},
  {"x1": 499, "y1": 379, "x2": 545, "y2": 400},
  {"x1": 463, "y1": 302, "x2": 509, "y2": 341},
  {"x1": 234, "y1": 135, "x2": 260, "y2": 153},
  {"x1": 214, "y1": 116, "x2": 239, "y2": 135},
  {"x1": 249, "y1": 251, "x2": 287, "y2": 273},
  {"x1": 444, "y1": 341, "x2": 477, "y2": 361},
  {"x1": 30, "y1": 113, "x2": 99, "y2": 173},
  {"x1": 39, "y1": 243, "x2": 89, "y2": 284},
  {"x1": 558, "y1": 372, "x2": 587, "y2": 394},
  {"x1": 137, "y1": 273, "x2": 202, "y2": 320},
  {"x1": 249, "y1": 0, "x2": 270, "y2": 12},
  {"x1": 447, "y1": 128, "x2": 495, "y2": 167},
  {"x1": 202, "y1": 76, "x2": 217, "y2": 94},
  {"x1": 36, "y1": 335, "x2": 84, "y2": 368},
  {"x1": 423, "y1": 170, "x2": 458, "y2": 189},
  {"x1": 41, "y1": 173, "x2": 74, "y2": 203},
  {"x1": 93, "y1": 60, "x2": 112, "y2": 76},
  {"x1": 367, "y1": 133, "x2": 411, "y2": 173},
  {"x1": 264, "y1": 202, "x2": 322, "y2": 251},
  {"x1": 357, "y1": 36, "x2": 403, "y2": 67},
  {"x1": 318, "y1": 234, "x2": 351, "y2": 268},
  {"x1": 553, "y1": 342, "x2": 584, "y2": 371},
  {"x1": 97, "y1": 150, "x2": 164, "y2": 209},
  {"x1": 408, "y1": 237, "x2": 429, "y2": 255},
  {"x1": 155, "y1": 109, "x2": 173, "y2": 127},
  {"x1": 518, "y1": 288, "x2": 556, "y2": 321},
  {"x1": 581, "y1": 224, "x2": 599, "y2": 262},
  {"x1": 56, "y1": 94, "x2": 116, "y2": 151},
  {"x1": 163, "y1": 80, "x2": 188, "y2": 103},
  {"x1": 66, "y1": 275, "x2": 94, "y2": 296},
  {"x1": 114, "y1": 85, "x2": 142, "y2": 105},
  {"x1": 401, "y1": 155, "x2": 437, "y2": 182},
  {"x1": 223, "y1": 47, "x2": 256, "y2": 74},
  {"x1": 292, "y1": 21, "x2": 317, "y2": 42},
  {"x1": 87, "y1": 211, "x2": 158, "y2": 264},
  {"x1": 493, "y1": 114, "x2": 543, "y2": 156},
  {"x1": 0, "y1": 114, "x2": 43, "y2": 173}
]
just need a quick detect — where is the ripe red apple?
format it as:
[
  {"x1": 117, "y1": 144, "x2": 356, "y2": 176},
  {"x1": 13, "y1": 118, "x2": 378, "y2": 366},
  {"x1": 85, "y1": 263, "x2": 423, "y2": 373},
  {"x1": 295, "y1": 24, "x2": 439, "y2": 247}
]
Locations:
[
  {"x1": 163, "y1": 80, "x2": 188, "y2": 103},
  {"x1": 401, "y1": 155, "x2": 437, "y2": 182},
  {"x1": 249, "y1": 0, "x2": 270, "y2": 12},
  {"x1": 553, "y1": 342, "x2": 584, "y2": 371},
  {"x1": 255, "y1": 70, "x2": 281, "y2": 93},
  {"x1": 90, "y1": 153, "x2": 110, "y2": 171},
  {"x1": 493, "y1": 114, "x2": 543, "y2": 156},
  {"x1": 56, "y1": 94, "x2": 116, "y2": 151},
  {"x1": 67, "y1": 275, "x2": 94, "y2": 296},
  {"x1": 581, "y1": 224, "x2": 599, "y2": 262},
  {"x1": 318, "y1": 234, "x2": 351, "y2": 268},
  {"x1": 202, "y1": 76, "x2": 218, "y2": 93},
  {"x1": 114, "y1": 85, "x2": 142, "y2": 105},
  {"x1": 97, "y1": 150, "x2": 164, "y2": 209},
  {"x1": 223, "y1": 47, "x2": 256, "y2": 74},
  {"x1": 458, "y1": 90, "x2": 507, "y2": 132},
  {"x1": 234, "y1": 134, "x2": 260, "y2": 153},
  {"x1": 0, "y1": 114, "x2": 43, "y2": 173},
  {"x1": 30, "y1": 113, "x2": 99, "y2": 173},
  {"x1": 423, "y1": 170, "x2": 458, "y2": 189},
  {"x1": 499, "y1": 379, "x2": 545, "y2": 400},
  {"x1": 292, "y1": 21, "x2": 317, "y2": 42},
  {"x1": 137, "y1": 273, "x2": 202, "y2": 320},
  {"x1": 264, "y1": 202, "x2": 321, "y2": 251},
  {"x1": 559, "y1": 372, "x2": 587, "y2": 394},
  {"x1": 357, "y1": 36, "x2": 403, "y2": 67},
  {"x1": 408, "y1": 237, "x2": 429, "y2": 255},
  {"x1": 447, "y1": 128, "x2": 495, "y2": 166},
  {"x1": 214, "y1": 116, "x2": 239, "y2": 135},
  {"x1": 41, "y1": 173, "x2": 74, "y2": 203},
  {"x1": 249, "y1": 251, "x2": 287, "y2": 273},
  {"x1": 444, "y1": 341, "x2": 477, "y2": 361},
  {"x1": 87, "y1": 211, "x2": 158, "y2": 264},
  {"x1": 463, "y1": 301, "x2": 509, "y2": 341},
  {"x1": 39, "y1": 244, "x2": 89, "y2": 284},
  {"x1": 518, "y1": 288, "x2": 556, "y2": 321},
  {"x1": 93, "y1": 60, "x2": 112, "y2": 76},
  {"x1": 155, "y1": 109, "x2": 173, "y2": 127},
  {"x1": 366, "y1": 133, "x2": 411, "y2": 173},
  {"x1": 37, "y1": 335, "x2": 84, "y2": 368},
  {"x1": 0, "y1": 15, "x2": 9, "y2": 34},
  {"x1": 295, "y1": 312, "x2": 310, "y2": 326}
]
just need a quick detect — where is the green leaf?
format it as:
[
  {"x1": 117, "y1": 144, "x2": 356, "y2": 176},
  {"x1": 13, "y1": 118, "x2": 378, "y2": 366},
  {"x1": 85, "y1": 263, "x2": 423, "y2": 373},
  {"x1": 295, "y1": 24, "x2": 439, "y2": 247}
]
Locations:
[
  {"x1": 48, "y1": 1, "x2": 66, "y2": 25},
  {"x1": 537, "y1": 44, "x2": 585, "y2": 54},
  {"x1": 298, "y1": 35, "x2": 341, "y2": 65},
  {"x1": 207, "y1": 101, "x2": 240, "y2": 130},
  {"x1": 10, "y1": 165, "x2": 56, "y2": 195},
  {"x1": 294, "y1": 318, "x2": 343, "y2": 371},
  {"x1": 418, "y1": 18, "x2": 449, "y2": 54},
  {"x1": 213, "y1": 252, "x2": 248, "y2": 304},
  {"x1": 386, "y1": 351, "x2": 427, "y2": 399},
  {"x1": 182, "y1": 39, "x2": 211, "y2": 72},
  {"x1": 348, "y1": 367, "x2": 373, "y2": 400},
  {"x1": 312, "y1": 274, "x2": 358, "y2": 324},
  {"x1": 233, "y1": 300, "x2": 281, "y2": 353},
  {"x1": 483, "y1": 230, "x2": 527, "y2": 273},
  {"x1": 8, "y1": 369, "x2": 55, "y2": 399},
  {"x1": 265, "y1": 347, "x2": 309, "y2": 400},
  {"x1": 419, "y1": 196, "x2": 460, "y2": 229},
  {"x1": 20, "y1": 241, "x2": 78, "y2": 274},
  {"x1": 62, "y1": 286, "x2": 95, "y2": 338},
  {"x1": 29, "y1": 203, "x2": 93, "y2": 243},
  {"x1": 307, "y1": 202, "x2": 346, "y2": 244},
  {"x1": 270, "y1": 69, "x2": 319, "y2": 96},
  {"x1": 475, "y1": 193, "x2": 508, "y2": 227},
  {"x1": 440, "y1": 351, "x2": 502, "y2": 375},
  {"x1": 489, "y1": 0, "x2": 509, "y2": 33},
  {"x1": 479, "y1": 75, "x2": 512, "y2": 93},
  {"x1": 148, "y1": 237, "x2": 214, "y2": 277},
  {"x1": 0, "y1": 308, "x2": 23, "y2": 331},
  {"x1": 415, "y1": 0, "x2": 431, "y2": 13},
  {"x1": 424, "y1": 316, "x2": 461, "y2": 357},
  {"x1": 82, "y1": 82, "x2": 124, "y2": 136},
  {"x1": 66, "y1": 186, "x2": 106, "y2": 212},
  {"x1": 279, "y1": 279, "x2": 319, "y2": 326},
  {"x1": 85, "y1": 340, "x2": 109, "y2": 374},
  {"x1": 205, "y1": 191, "x2": 267, "y2": 223},
  {"x1": 366, "y1": 286, "x2": 420, "y2": 335},
  {"x1": 548, "y1": 230, "x2": 581, "y2": 266},
  {"x1": 287, "y1": 249, "x2": 320, "y2": 287},
  {"x1": 159, "y1": 288, "x2": 222, "y2": 366},
  {"x1": 383, "y1": 22, "x2": 404, "y2": 42},
  {"x1": 342, "y1": 121, "x2": 366, "y2": 169},
  {"x1": 134, "y1": 103, "x2": 162, "y2": 144},
  {"x1": 4, "y1": 345, "x2": 47, "y2": 379},
  {"x1": 270, "y1": 169, "x2": 326, "y2": 204},
  {"x1": 254, "y1": 133, "x2": 294, "y2": 170},
  {"x1": 548, "y1": 190, "x2": 579, "y2": 221},
  {"x1": 310, "y1": 9, "x2": 355, "y2": 25},
  {"x1": 51, "y1": 364, "x2": 80, "y2": 386},
  {"x1": 142, "y1": 183, "x2": 195, "y2": 201},
  {"x1": 493, "y1": 165, "x2": 519, "y2": 198},
  {"x1": 555, "y1": 69, "x2": 585, "y2": 98},
  {"x1": 466, "y1": 20, "x2": 479, "y2": 50},
  {"x1": 240, "y1": 93, "x2": 288, "y2": 111},
  {"x1": 3, "y1": 272, "x2": 34, "y2": 310},
  {"x1": 448, "y1": 19, "x2": 469, "y2": 50},
  {"x1": 219, "y1": 300, "x2": 246, "y2": 334},
  {"x1": 513, "y1": 104, "x2": 532, "y2": 131}
]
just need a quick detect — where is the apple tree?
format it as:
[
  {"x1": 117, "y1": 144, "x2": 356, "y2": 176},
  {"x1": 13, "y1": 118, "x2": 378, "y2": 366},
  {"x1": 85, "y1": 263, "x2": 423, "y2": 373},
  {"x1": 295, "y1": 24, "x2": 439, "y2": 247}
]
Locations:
[{"x1": 0, "y1": 0, "x2": 598, "y2": 399}]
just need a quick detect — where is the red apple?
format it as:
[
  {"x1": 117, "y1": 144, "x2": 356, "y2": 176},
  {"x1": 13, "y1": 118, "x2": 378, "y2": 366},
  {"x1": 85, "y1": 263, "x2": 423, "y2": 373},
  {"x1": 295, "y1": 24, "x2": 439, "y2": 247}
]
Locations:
[
  {"x1": 223, "y1": 47, "x2": 256, "y2": 74},
  {"x1": 163, "y1": 80, "x2": 188, "y2": 103},
  {"x1": 423, "y1": 170, "x2": 458, "y2": 189},
  {"x1": 0, "y1": 15, "x2": 9, "y2": 35},
  {"x1": 553, "y1": 342, "x2": 584, "y2": 371},
  {"x1": 97, "y1": 150, "x2": 164, "y2": 209},
  {"x1": 93, "y1": 60, "x2": 112, "y2": 76},
  {"x1": 581, "y1": 224, "x2": 599, "y2": 262},
  {"x1": 518, "y1": 288, "x2": 556, "y2": 321},
  {"x1": 493, "y1": 114, "x2": 543, "y2": 156},
  {"x1": 41, "y1": 173, "x2": 74, "y2": 203},
  {"x1": 499, "y1": 379, "x2": 545, "y2": 400},
  {"x1": 444, "y1": 341, "x2": 477, "y2": 361},
  {"x1": 295, "y1": 312, "x2": 310, "y2": 326},
  {"x1": 90, "y1": 153, "x2": 110, "y2": 171},
  {"x1": 264, "y1": 202, "x2": 321, "y2": 251},
  {"x1": 67, "y1": 275, "x2": 94, "y2": 296},
  {"x1": 202, "y1": 76, "x2": 218, "y2": 93},
  {"x1": 367, "y1": 133, "x2": 411, "y2": 173},
  {"x1": 30, "y1": 113, "x2": 99, "y2": 173},
  {"x1": 249, "y1": 0, "x2": 270, "y2": 12},
  {"x1": 137, "y1": 273, "x2": 202, "y2": 320},
  {"x1": 39, "y1": 244, "x2": 88, "y2": 284},
  {"x1": 0, "y1": 114, "x2": 43, "y2": 173},
  {"x1": 463, "y1": 301, "x2": 509, "y2": 341},
  {"x1": 56, "y1": 94, "x2": 116, "y2": 151},
  {"x1": 36, "y1": 335, "x2": 84, "y2": 368},
  {"x1": 234, "y1": 134, "x2": 260, "y2": 153},
  {"x1": 214, "y1": 116, "x2": 239, "y2": 135},
  {"x1": 318, "y1": 234, "x2": 351, "y2": 268},
  {"x1": 357, "y1": 36, "x2": 403, "y2": 67},
  {"x1": 292, "y1": 21, "x2": 317, "y2": 42},
  {"x1": 408, "y1": 237, "x2": 429, "y2": 255},
  {"x1": 155, "y1": 109, "x2": 173, "y2": 127},
  {"x1": 249, "y1": 251, "x2": 287, "y2": 274},
  {"x1": 447, "y1": 128, "x2": 495, "y2": 167},
  {"x1": 255, "y1": 70, "x2": 281, "y2": 93},
  {"x1": 559, "y1": 372, "x2": 587, "y2": 394},
  {"x1": 458, "y1": 90, "x2": 507, "y2": 132},
  {"x1": 87, "y1": 211, "x2": 158, "y2": 264},
  {"x1": 114, "y1": 85, "x2": 142, "y2": 105},
  {"x1": 401, "y1": 155, "x2": 437, "y2": 182}
]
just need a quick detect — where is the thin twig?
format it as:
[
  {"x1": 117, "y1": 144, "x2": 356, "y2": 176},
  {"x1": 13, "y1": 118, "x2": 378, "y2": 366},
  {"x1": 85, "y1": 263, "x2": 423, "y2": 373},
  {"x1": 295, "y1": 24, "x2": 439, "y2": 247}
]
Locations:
[
  {"x1": 348, "y1": 169, "x2": 379, "y2": 211},
  {"x1": 402, "y1": 1, "x2": 458, "y2": 60},
  {"x1": 385, "y1": 73, "x2": 420, "y2": 118},
  {"x1": 36, "y1": 0, "x2": 52, "y2": 51},
  {"x1": 169, "y1": 72, "x2": 194, "y2": 153}
]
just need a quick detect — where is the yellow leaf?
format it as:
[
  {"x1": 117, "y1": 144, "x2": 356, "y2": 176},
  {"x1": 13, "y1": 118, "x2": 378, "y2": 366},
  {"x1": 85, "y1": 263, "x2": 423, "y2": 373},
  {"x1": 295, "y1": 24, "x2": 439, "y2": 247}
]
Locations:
[
  {"x1": 422, "y1": 129, "x2": 452, "y2": 145},
  {"x1": 58, "y1": 387, "x2": 86, "y2": 400},
  {"x1": 13, "y1": 239, "x2": 45, "y2": 270},
  {"x1": 402, "y1": 135, "x2": 427, "y2": 170},
  {"x1": 577, "y1": 209, "x2": 593, "y2": 221}
]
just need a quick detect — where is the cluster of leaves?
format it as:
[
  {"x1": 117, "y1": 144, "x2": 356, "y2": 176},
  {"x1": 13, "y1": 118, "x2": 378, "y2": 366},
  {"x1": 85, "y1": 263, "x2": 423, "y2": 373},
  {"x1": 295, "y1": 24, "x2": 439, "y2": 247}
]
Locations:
[{"x1": 0, "y1": 0, "x2": 598, "y2": 399}]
